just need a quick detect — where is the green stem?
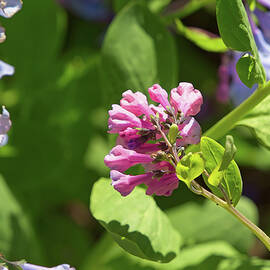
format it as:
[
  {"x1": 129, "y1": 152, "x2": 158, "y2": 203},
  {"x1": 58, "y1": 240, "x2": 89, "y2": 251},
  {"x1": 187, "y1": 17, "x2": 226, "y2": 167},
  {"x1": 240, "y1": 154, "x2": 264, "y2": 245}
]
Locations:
[
  {"x1": 191, "y1": 181, "x2": 270, "y2": 251},
  {"x1": 204, "y1": 81, "x2": 270, "y2": 140}
]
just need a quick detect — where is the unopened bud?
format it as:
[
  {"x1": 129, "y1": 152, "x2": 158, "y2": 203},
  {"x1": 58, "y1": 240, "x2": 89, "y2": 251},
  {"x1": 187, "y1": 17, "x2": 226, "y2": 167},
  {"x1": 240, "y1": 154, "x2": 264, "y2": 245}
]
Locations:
[{"x1": 168, "y1": 124, "x2": 179, "y2": 145}]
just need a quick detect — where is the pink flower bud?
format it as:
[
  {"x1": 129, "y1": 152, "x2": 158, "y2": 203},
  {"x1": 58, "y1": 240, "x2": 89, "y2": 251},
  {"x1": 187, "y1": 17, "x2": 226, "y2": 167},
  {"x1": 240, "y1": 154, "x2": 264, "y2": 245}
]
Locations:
[
  {"x1": 120, "y1": 90, "x2": 152, "y2": 117},
  {"x1": 108, "y1": 104, "x2": 142, "y2": 133},
  {"x1": 148, "y1": 84, "x2": 170, "y2": 109},
  {"x1": 104, "y1": 145, "x2": 152, "y2": 172},
  {"x1": 170, "y1": 82, "x2": 203, "y2": 117},
  {"x1": 110, "y1": 170, "x2": 153, "y2": 196},
  {"x1": 178, "y1": 117, "x2": 201, "y2": 146}
]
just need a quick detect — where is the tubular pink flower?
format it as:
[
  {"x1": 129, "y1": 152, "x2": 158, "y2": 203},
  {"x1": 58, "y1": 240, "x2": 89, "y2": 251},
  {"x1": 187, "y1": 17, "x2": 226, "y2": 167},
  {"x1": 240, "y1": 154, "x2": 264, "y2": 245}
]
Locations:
[
  {"x1": 110, "y1": 170, "x2": 153, "y2": 196},
  {"x1": 148, "y1": 84, "x2": 170, "y2": 109},
  {"x1": 104, "y1": 145, "x2": 153, "y2": 172},
  {"x1": 143, "y1": 161, "x2": 174, "y2": 173},
  {"x1": 108, "y1": 104, "x2": 142, "y2": 133},
  {"x1": 120, "y1": 90, "x2": 152, "y2": 117},
  {"x1": 146, "y1": 173, "x2": 179, "y2": 197},
  {"x1": 170, "y1": 82, "x2": 203, "y2": 117},
  {"x1": 178, "y1": 117, "x2": 201, "y2": 146}
]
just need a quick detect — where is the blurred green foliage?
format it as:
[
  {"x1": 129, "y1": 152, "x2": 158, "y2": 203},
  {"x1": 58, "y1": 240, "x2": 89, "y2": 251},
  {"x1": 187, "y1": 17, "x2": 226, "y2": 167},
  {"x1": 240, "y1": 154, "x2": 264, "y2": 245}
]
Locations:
[{"x1": 0, "y1": 0, "x2": 269, "y2": 269}]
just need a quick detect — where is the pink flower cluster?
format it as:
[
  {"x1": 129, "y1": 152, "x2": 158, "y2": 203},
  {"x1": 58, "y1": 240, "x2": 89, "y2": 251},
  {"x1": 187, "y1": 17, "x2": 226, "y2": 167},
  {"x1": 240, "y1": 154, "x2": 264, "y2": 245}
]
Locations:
[{"x1": 104, "y1": 83, "x2": 203, "y2": 197}]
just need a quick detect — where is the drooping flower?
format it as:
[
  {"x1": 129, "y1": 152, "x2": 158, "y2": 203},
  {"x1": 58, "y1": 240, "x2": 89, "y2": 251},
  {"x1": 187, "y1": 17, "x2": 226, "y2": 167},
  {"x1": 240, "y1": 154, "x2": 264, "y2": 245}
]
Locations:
[
  {"x1": 217, "y1": 3, "x2": 270, "y2": 106},
  {"x1": 0, "y1": 106, "x2": 11, "y2": 147},
  {"x1": 170, "y1": 83, "x2": 203, "y2": 117},
  {"x1": 105, "y1": 83, "x2": 203, "y2": 197},
  {"x1": 0, "y1": 0, "x2": 22, "y2": 18},
  {"x1": 20, "y1": 263, "x2": 75, "y2": 270}
]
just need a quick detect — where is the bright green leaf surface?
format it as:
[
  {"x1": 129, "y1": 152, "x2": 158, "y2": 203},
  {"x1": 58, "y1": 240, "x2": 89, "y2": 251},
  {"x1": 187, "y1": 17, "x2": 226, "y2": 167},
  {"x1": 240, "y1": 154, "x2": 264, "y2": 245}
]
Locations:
[
  {"x1": 237, "y1": 95, "x2": 270, "y2": 149},
  {"x1": 216, "y1": 0, "x2": 255, "y2": 52},
  {"x1": 167, "y1": 196, "x2": 258, "y2": 253},
  {"x1": 236, "y1": 54, "x2": 265, "y2": 88},
  {"x1": 90, "y1": 178, "x2": 182, "y2": 263},
  {"x1": 200, "y1": 137, "x2": 242, "y2": 206},
  {"x1": 100, "y1": 2, "x2": 178, "y2": 103},
  {"x1": 208, "y1": 166, "x2": 224, "y2": 187},
  {"x1": 176, "y1": 152, "x2": 205, "y2": 187},
  {"x1": 175, "y1": 19, "x2": 227, "y2": 52}
]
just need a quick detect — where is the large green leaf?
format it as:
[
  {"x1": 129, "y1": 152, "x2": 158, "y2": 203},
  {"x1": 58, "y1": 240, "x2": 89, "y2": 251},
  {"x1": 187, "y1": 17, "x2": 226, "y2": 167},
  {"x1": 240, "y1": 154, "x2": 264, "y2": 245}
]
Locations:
[
  {"x1": 237, "y1": 95, "x2": 270, "y2": 149},
  {"x1": 0, "y1": 175, "x2": 43, "y2": 262},
  {"x1": 100, "y1": 2, "x2": 178, "y2": 103},
  {"x1": 200, "y1": 137, "x2": 242, "y2": 206},
  {"x1": 216, "y1": 0, "x2": 255, "y2": 52},
  {"x1": 236, "y1": 54, "x2": 265, "y2": 88},
  {"x1": 167, "y1": 196, "x2": 258, "y2": 253},
  {"x1": 82, "y1": 235, "x2": 240, "y2": 270},
  {"x1": 90, "y1": 178, "x2": 182, "y2": 263}
]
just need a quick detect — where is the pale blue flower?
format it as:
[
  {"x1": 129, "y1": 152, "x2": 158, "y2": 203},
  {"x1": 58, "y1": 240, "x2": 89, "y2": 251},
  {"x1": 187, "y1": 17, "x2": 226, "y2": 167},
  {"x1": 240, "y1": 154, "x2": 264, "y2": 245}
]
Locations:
[
  {"x1": 20, "y1": 263, "x2": 75, "y2": 270},
  {"x1": 0, "y1": 60, "x2": 14, "y2": 78},
  {"x1": 0, "y1": 0, "x2": 22, "y2": 18}
]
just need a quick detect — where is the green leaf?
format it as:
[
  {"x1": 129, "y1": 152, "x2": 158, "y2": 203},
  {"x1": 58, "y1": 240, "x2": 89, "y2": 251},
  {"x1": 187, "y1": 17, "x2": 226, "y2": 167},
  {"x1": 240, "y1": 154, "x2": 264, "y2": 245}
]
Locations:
[
  {"x1": 200, "y1": 137, "x2": 242, "y2": 206},
  {"x1": 0, "y1": 175, "x2": 44, "y2": 261},
  {"x1": 176, "y1": 152, "x2": 205, "y2": 188},
  {"x1": 216, "y1": 0, "x2": 255, "y2": 52},
  {"x1": 208, "y1": 166, "x2": 224, "y2": 187},
  {"x1": 167, "y1": 196, "x2": 258, "y2": 253},
  {"x1": 100, "y1": 2, "x2": 178, "y2": 103},
  {"x1": 219, "y1": 135, "x2": 237, "y2": 171},
  {"x1": 82, "y1": 234, "x2": 240, "y2": 270},
  {"x1": 237, "y1": 95, "x2": 270, "y2": 149},
  {"x1": 90, "y1": 178, "x2": 182, "y2": 263},
  {"x1": 236, "y1": 54, "x2": 265, "y2": 88},
  {"x1": 175, "y1": 19, "x2": 228, "y2": 52}
]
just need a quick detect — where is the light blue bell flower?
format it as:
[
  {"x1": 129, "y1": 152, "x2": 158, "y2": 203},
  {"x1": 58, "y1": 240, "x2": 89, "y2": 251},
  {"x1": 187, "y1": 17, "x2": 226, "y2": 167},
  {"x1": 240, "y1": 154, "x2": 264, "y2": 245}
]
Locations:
[
  {"x1": 0, "y1": 0, "x2": 22, "y2": 18},
  {"x1": 0, "y1": 60, "x2": 14, "y2": 79},
  {"x1": 20, "y1": 263, "x2": 75, "y2": 270}
]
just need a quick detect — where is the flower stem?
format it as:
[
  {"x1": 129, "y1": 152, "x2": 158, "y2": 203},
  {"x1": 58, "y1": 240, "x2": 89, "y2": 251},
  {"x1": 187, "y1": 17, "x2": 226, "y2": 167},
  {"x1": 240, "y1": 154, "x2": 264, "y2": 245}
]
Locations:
[
  {"x1": 204, "y1": 81, "x2": 270, "y2": 140},
  {"x1": 191, "y1": 180, "x2": 270, "y2": 251}
]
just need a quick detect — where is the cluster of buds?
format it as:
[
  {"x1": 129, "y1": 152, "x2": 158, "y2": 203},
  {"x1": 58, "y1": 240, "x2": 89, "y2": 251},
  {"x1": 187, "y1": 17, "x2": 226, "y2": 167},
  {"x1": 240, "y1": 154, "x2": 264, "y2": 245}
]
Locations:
[{"x1": 104, "y1": 83, "x2": 203, "y2": 197}]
